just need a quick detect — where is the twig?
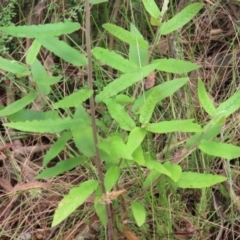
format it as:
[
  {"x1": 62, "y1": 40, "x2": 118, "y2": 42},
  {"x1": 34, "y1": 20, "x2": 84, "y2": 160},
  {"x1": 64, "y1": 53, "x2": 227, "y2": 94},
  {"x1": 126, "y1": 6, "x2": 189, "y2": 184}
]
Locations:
[{"x1": 84, "y1": 1, "x2": 114, "y2": 239}]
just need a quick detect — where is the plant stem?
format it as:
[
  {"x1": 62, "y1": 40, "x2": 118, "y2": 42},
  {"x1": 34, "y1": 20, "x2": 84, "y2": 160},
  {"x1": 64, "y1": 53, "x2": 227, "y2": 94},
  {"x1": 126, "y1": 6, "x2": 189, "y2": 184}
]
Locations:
[{"x1": 85, "y1": 1, "x2": 114, "y2": 239}]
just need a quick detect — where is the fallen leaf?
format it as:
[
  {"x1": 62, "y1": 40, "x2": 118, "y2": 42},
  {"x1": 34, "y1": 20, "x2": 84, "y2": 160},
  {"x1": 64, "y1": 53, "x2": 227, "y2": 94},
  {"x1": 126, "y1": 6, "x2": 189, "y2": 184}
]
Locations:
[
  {"x1": 123, "y1": 226, "x2": 140, "y2": 240},
  {"x1": 99, "y1": 189, "x2": 126, "y2": 204},
  {"x1": 145, "y1": 71, "x2": 156, "y2": 89},
  {"x1": 0, "y1": 178, "x2": 13, "y2": 193},
  {"x1": 12, "y1": 181, "x2": 52, "y2": 193}
]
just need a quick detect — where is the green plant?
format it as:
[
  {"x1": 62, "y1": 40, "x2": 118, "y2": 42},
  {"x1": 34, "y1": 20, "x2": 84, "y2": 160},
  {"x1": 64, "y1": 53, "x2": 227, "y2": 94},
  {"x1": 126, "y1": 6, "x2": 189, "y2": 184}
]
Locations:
[
  {"x1": 0, "y1": 0, "x2": 238, "y2": 237},
  {"x1": 0, "y1": 0, "x2": 17, "y2": 54}
]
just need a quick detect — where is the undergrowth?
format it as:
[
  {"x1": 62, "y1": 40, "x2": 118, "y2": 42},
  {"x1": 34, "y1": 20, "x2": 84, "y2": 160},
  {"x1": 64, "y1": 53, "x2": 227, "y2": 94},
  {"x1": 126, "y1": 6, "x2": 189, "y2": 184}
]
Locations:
[{"x1": 0, "y1": 0, "x2": 240, "y2": 239}]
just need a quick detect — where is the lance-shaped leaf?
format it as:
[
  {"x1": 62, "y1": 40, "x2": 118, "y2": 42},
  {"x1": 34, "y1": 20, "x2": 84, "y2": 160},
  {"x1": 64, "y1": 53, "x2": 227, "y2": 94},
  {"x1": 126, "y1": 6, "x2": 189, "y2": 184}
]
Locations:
[
  {"x1": 176, "y1": 172, "x2": 227, "y2": 188},
  {"x1": 31, "y1": 59, "x2": 61, "y2": 95},
  {"x1": 0, "y1": 22, "x2": 80, "y2": 38},
  {"x1": 163, "y1": 162, "x2": 182, "y2": 182},
  {"x1": 104, "y1": 98, "x2": 135, "y2": 131},
  {"x1": 199, "y1": 139, "x2": 240, "y2": 160},
  {"x1": 144, "y1": 160, "x2": 171, "y2": 176},
  {"x1": 32, "y1": 59, "x2": 61, "y2": 86},
  {"x1": 95, "y1": 62, "x2": 159, "y2": 103},
  {"x1": 132, "y1": 77, "x2": 188, "y2": 113},
  {"x1": 104, "y1": 166, "x2": 120, "y2": 192},
  {"x1": 142, "y1": 0, "x2": 161, "y2": 18},
  {"x1": 143, "y1": 170, "x2": 160, "y2": 188},
  {"x1": 36, "y1": 156, "x2": 86, "y2": 179},
  {"x1": 129, "y1": 24, "x2": 148, "y2": 67},
  {"x1": 131, "y1": 202, "x2": 146, "y2": 227},
  {"x1": 114, "y1": 94, "x2": 134, "y2": 105},
  {"x1": 26, "y1": 39, "x2": 42, "y2": 65},
  {"x1": 0, "y1": 57, "x2": 29, "y2": 75},
  {"x1": 198, "y1": 78, "x2": 216, "y2": 116},
  {"x1": 127, "y1": 127, "x2": 147, "y2": 154},
  {"x1": 43, "y1": 131, "x2": 72, "y2": 166},
  {"x1": 53, "y1": 89, "x2": 93, "y2": 108},
  {"x1": 52, "y1": 180, "x2": 99, "y2": 227},
  {"x1": 90, "y1": 0, "x2": 107, "y2": 4},
  {"x1": 72, "y1": 124, "x2": 95, "y2": 157},
  {"x1": 103, "y1": 23, "x2": 149, "y2": 49},
  {"x1": 7, "y1": 109, "x2": 58, "y2": 122},
  {"x1": 37, "y1": 37, "x2": 87, "y2": 66},
  {"x1": 186, "y1": 123, "x2": 223, "y2": 148},
  {"x1": 215, "y1": 90, "x2": 240, "y2": 118},
  {"x1": 146, "y1": 119, "x2": 202, "y2": 133},
  {"x1": 98, "y1": 135, "x2": 132, "y2": 160},
  {"x1": 153, "y1": 58, "x2": 200, "y2": 74},
  {"x1": 4, "y1": 117, "x2": 83, "y2": 133},
  {"x1": 132, "y1": 146, "x2": 145, "y2": 165},
  {"x1": 161, "y1": 3, "x2": 203, "y2": 35},
  {"x1": 140, "y1": 88, "x2": 160, "y2": 124},
  {"x1": 0, "y1": 93, "x2": 37, "y2": 117},
  {"x1": 92, "y1": 47, "x2": 139, "y2": 73}
]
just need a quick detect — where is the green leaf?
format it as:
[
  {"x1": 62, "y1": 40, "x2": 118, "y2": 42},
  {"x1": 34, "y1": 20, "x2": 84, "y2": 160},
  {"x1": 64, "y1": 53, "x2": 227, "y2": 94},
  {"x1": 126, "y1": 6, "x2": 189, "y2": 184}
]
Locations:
[
  {"x1": 100, "y1": 149, "x2": 119, "y2": 165},
  {"x1": 142, "y1": 0, "x2": 161, "y2": 19},
  {"x1": 52, "y1": 180, "x2": 98, "y2": 227},
  {"x1": 39, "y1": 75, "x2": 62, "y2": 85},
  {"x1": 104, "y1": 166, "x2": 120, "y2": 192},
  {"x1": 104, "y1": 98, "x2": 135, "y2": 131},
  {"x1": 144, "y1": 160, "x2": 171, "y2": 176},
  {"x1": 90, "y1": 0, "x2": 107, "y2": 4},
  {"x1": 198, "y1": 78, "x2": 216, "y2": 116},
  {"x1": 73, "y1": 104, "x2": 91, "y2": 125},
  {"x1": 4, "y1": 117, "x2": 82, "y2": 133},
  {"x1": 153, "y1": 58, "x2": 200, "y2": 73},
  {"x1": 103, "y1": 23, "x2": 149, "y2": 49},
  {"x1": 146, "y1": 120, "x2": 202, "y2": 133},
  {"x1": 215, "y1": 90, "x2": 240, "y2": 118},
  {"x1": 151, "y1": 17, "x2": 162, "y2": 27},
  {"x1": 199, "y1": 139, "x2": 240, "y2": 160},
  {"x1": 95, "y1": 62, "x2": 159, "y2": 103},
  {"x1": 0, "y1": 93, "x2": 37, "y2": 117},
  {"x1": 38, "y1": 76, "x2": 62, "y2": 95},
  {"x1": 131, "y1": 202, "x2": 146, "y2": 227},
  {"x1": 37, "y1": 37, "x2": 87, "y2": 66},
  {"x1": 43, "y1": 131, "x2": 72, "y2": 166},
  {"x1": 32, "y1": 59, "x2": 62, "y2": 95},
  {"x1": 31, "y1": 59, "x2": 46, "y2": 79},
  {"x1": 132, "y1": 146, "x2": 145, "y2": 165},
  {"x1": 32, "y1": 59, "x2": 62, "y2": 86},
  {"x1": 127, "y1": 127, "x2": 147, "y2": 154},
  {"x1": 186, "y1": 122, "x2": 223, "y2": 148},
  {"x1": 35, "y1": 156, "x2": 86, "y2": 179},
  {"x1": 8, "y1": 109, "x2": 58, "y2": 122},
  {"x1": 0, "y1": 22, "x2": 80, "y2": 38},
  {"x1": 163, "y1": 162, "x2": 182, "y2": 182},
  {"x1": 94, "y1": 186, "x2": 107, "y2": 227},
  {"x1": 161, "y1": 3, "x2": 203, "y2": 35},
  {"x1": 53, "y1": 89, "x2": 93, "y2": 109},
  {"x1": 132, "y1": 77, "x2": 188, "y2": 113},
  {"x1": 92, "y1": 47, "x2": 139, "y2": 73},
  {"x1": 114, "y1": 94, "x2": 134, "y2": 105},
  {"x1": 139, "y1": 88, "x2": 160, "y2": 124},
  {"x1": 26, "y1": 39, "x2": 41, "y2": 65},
  {"x1": 0, "y1": 57, "x2": 29, "y2": 75},
  {"x1": 98, "y1": 136, "x2": 133, "y2": 160},
  {"x1": 31, "y1": 59, "x2": 51, "y2": 95},
  {"x1": 95, "y1": 202, "x2": 108, "y2": 227},
  {"x1": 72, "y1": 124, "x2": 95, "y2": 157},
  {"x1": 176, "y1": 172, "x2": 227, "y2": 188},
  {"x1": 143, "y1": 170, "x2": 160, "y2": 188},
  {"x1": 129, "y1": 23, "x2": 148, "y2": 67}
]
